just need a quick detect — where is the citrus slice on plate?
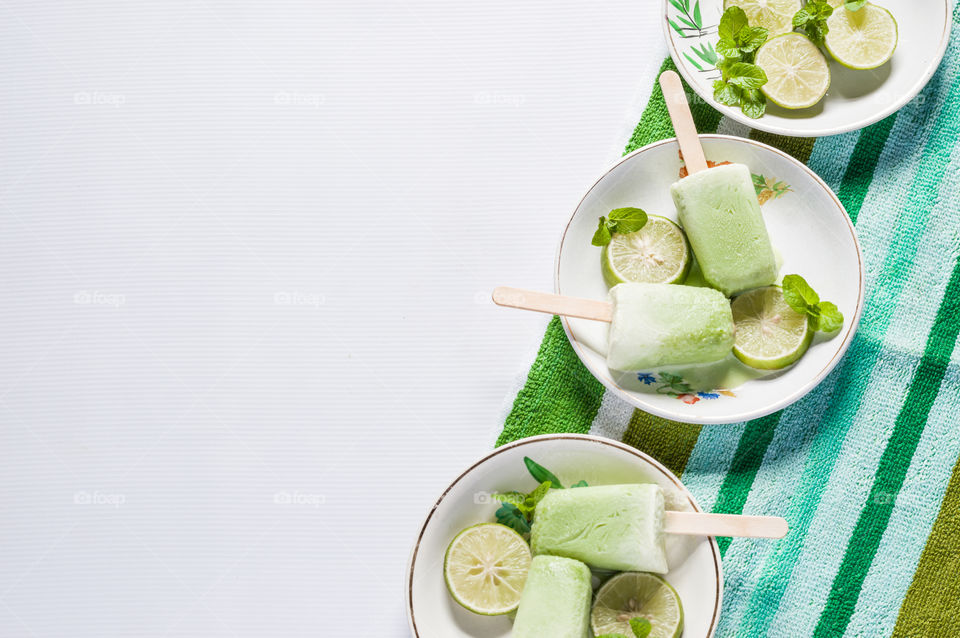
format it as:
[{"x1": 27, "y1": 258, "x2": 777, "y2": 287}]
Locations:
[
  {"x1": 602, "y1": 215, "x2": 691, "y2": 286},
  {"x1": 723, "y1": 0, "x2": 802, "y2": 36},
  {"x1": 592, "y1": 572, "x2": 684, "y2": 638},
  {"x1": 755, "y1": 33, "x2": 831, "y2": 109},
  {"x1": 825, "y1": 3, "x2": 898, "y2": 70},
  {"x1": 731, "y1": 286, "x2": 813, "y2": 370},
  {"x1": 443, "y1": 523, "x2": 531, "y2": 615}
]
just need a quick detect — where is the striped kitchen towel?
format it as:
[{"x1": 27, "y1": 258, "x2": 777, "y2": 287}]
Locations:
[{"x1": 495, "y1": 9, "x2": 960, "y2": 638}]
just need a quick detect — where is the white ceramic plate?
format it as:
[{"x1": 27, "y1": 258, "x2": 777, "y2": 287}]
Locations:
[
  {"x1": 663, "y1": 0, "x2": 950, "y2": 137},
  {"x1": 406, "y1": 434, "x2": 721, "y2": 637},
  {"x1": 555, "y1": 135, "x2": 863, "y2": 425}
]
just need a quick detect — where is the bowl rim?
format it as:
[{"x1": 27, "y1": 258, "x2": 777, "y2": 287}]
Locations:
[
  {"x1": 404, "y1": 433, "x2": 723, "y2": 637},
  {"x1": 554, "y1": 134, "x2": 865, "y2": 425},
  {"x1": 660, "y1": 0, "x2": 952, "y2": 137}
]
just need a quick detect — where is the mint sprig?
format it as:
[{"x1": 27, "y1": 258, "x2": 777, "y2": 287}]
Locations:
[
  {"x1": 793, "y1": 0, "x2": 834, "y2": 46},
  {"x1": 713, "y1": 7, "x2": 768, "y2": 119},
  {"x1": 782, "y1": 274, "x2": 844, "y2": 333},
  {"x1": 592, "y1": 208, "x2": 648, "y2": 247}
]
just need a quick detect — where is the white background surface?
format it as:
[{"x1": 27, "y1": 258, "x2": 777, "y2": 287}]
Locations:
[{"x1": 0, "y1": 1, "x2": 664, "y2": 635}]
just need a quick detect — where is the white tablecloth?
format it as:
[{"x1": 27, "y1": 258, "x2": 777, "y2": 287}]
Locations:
[{"x1": 0, "y1": 1, "x2": 665, "y2": 634}]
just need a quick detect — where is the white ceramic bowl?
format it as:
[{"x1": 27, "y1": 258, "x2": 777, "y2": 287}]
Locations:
[
  {"x1": 406, "y1": 434, "x2": 722, "y2": 637},
  {"x1": 662, "y1": 0, "x2": 950, "y2": 137},
  {"x1": 556, "y1": 135, "x2": 863, "y2": 424}
]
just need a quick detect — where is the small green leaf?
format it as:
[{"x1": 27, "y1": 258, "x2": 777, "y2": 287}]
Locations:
[
  {"x1": 740, "y1": 88, "x2": 766, "y2": 119},
  {"x1": 845, "y1": 0, "x2": 868, "y2": 10},
  {"x1": 718, "y1": 6, "x2": 748, "y2": 43},
  {"x1": 782, "y1": 274, "x2": 820, "y2": 313},
  {"x1": 592, "y1": 217, "x2": 613, "y2": 246},
  {"x1": 716, "y1": 38, "x2": 742, "y2": 60},
  {"x1": 495, "y1": 503, "x2": 531, "y2": 535},
  {"x1": 518, "y1": 481, "x2": 552, "y2": 518},
  {"x1": 630, "y1": 617, "x2": 653, "y2": 638},
  {"x1": 607, "y1": 207, "x2": 648, "y2": 234},
  {"x1": 739, "y1": 26, "x2": 769, "y2": 52},
  {"x1": 714, "y1": 80, "x2": 742, "y2": 106},
  {"x1": 570, "y1": 480, "x2": 589, "y2": 488},
  {"x1": 523, "y1": 456, "x2": 564, "y2": 489},
  {"x1": 726, "y1": 62, "x2": 767, "y2": 89},
  {"x1": 693, "y1": 1, "x2": 702, "y2": 27},
  {"x1": 818, "y1": 301, "x2": 845, "y2": 333}
]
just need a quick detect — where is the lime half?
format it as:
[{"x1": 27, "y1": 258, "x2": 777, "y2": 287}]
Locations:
[
  {"x1": 755, "y1": 33, "x2": 831, "y2": 110},
  {"x1": 443, "y1": 523, "x2": 531, "y2": 616},
  {"x1": 825, "y1": 4, "x2": 898, "y2": 70},
  {"x1": 602, "y1": 216, "x2": 691, "y2": 287},
  {"x1": 723, "y1": 0, "x2": 801, "y2": 36},
  {"x1": 732, "y1": 286, "x2": 813, "y2": 370},
  {"x1": 592, "y1": 572, "x2": 684, "y2": 638}
]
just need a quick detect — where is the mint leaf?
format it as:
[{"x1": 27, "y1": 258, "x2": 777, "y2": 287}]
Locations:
[
  {"x1": 523, "y1": 456, "x2": 564, "y2": 489},
  {"x1": 782, "y1": 274, "x2": 819, "y2": 312},
  {"x1": 818, "y1": 301, "x2": 845, "y2": 333},
  {"x1": 495, "y1": 502, "x2": 531, "y2": 535},
  {"x1": 845, "y1": 0, "x2": 868, "y2": 10},
  {"x1": 630, "y1": 618, "x2": 653, "y2": 638},
  {"x1": 570, "y1": 480, "x2": 589, "y2": 488},
  {"x1": 608, "y1": 207, "x2": 648, "y2": 234},
  {"x1": 718, "y1": 6, "x2": 748, "y2": 43},
  {"x1": 781, "y1": 274, "x2": 843, "y2": 334},
  {"x1": 726, "y1": 63, "x2": 767, "y2": 89},
  {"x1": 592, "y1": 217, "x2": 614, "y2": 246},
  {"x1": 518, "y1": 481, "x2": 552, "y2": 518},
  {"x1": 740, "y1": 88, "x2": 766, "y2": 119},
  {"x1": 739, "y1": 26, "x2": 769, "y2": 53},
  {"x1": 714, "y1": 80, "x2": 742, "y2": 106},
  {"x1": 716, "y1": 38, "x2": 742, "y2": 60},
  {"x1": 793, "y1": 1, "x2": 833, "y2": 46},
  {"x1": 592, "y1": 208, "x2": 647, "y2": 246}
]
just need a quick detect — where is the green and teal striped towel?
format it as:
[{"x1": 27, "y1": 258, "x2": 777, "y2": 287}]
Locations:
[{"x1": 496, "y1": 9, "x2": 960, "y2": 638}]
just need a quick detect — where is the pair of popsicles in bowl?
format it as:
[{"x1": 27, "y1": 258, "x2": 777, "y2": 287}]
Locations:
[
  {"x1": 511, "y1": 483, "x2": 787, "y2": 637},
  {"x1": 495, "y1": 71, "x2": 778, "y2": 373}
]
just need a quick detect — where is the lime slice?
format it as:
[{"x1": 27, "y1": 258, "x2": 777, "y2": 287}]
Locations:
[
  {"x1": 755, "y1": 33, "x2": 831, "y2": 109},
  {"x1": 825, "y1": 4, "x2": 897, "y2": 70},
  {"x1": 443, "y1": 523, "x2": 532, "y2": 616},
  {"x1": 723, "y1": 0, "x2": 801, "y2": 36},
  {"x1": 601, "y1": 216, "x2": 691, "y2": 287},
  {"x1": 731, "y1": 286, "x2": 813, "y2": 370},
  {"x1": 592, "y1": 572, "x2": 684, "y2": 638}
]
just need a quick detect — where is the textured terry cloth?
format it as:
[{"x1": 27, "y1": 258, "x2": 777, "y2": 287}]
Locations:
[{"x1": 495, "y1": 13, "x2": 960, "y2": 638}]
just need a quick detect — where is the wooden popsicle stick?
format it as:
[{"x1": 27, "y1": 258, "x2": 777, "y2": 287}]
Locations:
[
  {"x1": 659, "y1": 70, "x2": 708, "y2": 175},
  {"x1": 664, "y1": 511, "x2": 788, "y2": 539},
  {"x1": 492, "y1": 286, "x2": 612, "y2": 323}
]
